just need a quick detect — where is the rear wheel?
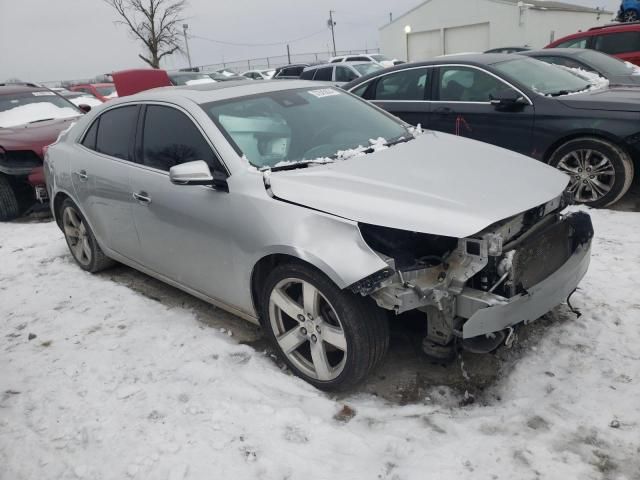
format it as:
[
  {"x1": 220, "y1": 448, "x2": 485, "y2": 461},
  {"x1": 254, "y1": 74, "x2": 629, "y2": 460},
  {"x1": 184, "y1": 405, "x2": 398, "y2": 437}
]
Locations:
[
  {"x1": 61, "y1": 199, "x2": 114, "y2": 272},
  {"x1": 0, "y1": 174, "x2": 20, "y2": 221},
  {"x1": 549, "y1": 137, "x2": 634, "y2": 208},
  {"x1": 260, "y1": 262, "x2": 389, "y2": 391}
]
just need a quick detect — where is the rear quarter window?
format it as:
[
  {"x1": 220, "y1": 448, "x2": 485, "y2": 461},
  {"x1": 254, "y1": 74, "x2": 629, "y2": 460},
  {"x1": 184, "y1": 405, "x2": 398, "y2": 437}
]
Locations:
[
  {"x1": 94, "y1": 106, "x2": 138, "y2": 160},
  {"x1": 593, "y1": 31, "x2": 640, "y2": 55}
]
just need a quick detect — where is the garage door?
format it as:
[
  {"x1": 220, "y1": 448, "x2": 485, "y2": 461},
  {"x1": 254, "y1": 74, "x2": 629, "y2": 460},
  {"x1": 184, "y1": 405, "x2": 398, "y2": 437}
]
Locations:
[
  {"x1": 407, "y1": 29, "x2": 442, "y2": 61},
  {"x1": 444, "y1": 23, "x2": 490, "y2": 55}
]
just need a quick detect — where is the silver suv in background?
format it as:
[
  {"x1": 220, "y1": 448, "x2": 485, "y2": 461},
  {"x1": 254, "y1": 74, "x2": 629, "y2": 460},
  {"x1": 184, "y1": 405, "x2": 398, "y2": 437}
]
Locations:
[
  {"x1": 45, "y1": 81, "x2": 593, "y2": 391},
  {"x1": 300, "y1": 62, "x2": 384, "y2": 83}
]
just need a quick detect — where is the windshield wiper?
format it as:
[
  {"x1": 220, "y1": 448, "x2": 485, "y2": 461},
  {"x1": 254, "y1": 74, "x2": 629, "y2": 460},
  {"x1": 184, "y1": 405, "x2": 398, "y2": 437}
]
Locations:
[
  {"x1": 28, "y1": 118, "x2": 55, "y2": 124},
  {"x1": 268, "y1": 159, "x2": 333, "y2": 172}
]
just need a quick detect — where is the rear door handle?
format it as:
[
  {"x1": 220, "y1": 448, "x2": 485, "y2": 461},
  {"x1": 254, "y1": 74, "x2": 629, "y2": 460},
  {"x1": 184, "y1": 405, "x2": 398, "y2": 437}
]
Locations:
[
  {"x1": 433, "y1": 107, "x2": 453, "y2": 115},
  {"x1": 133, "y1": 191, "x2": 152, "y2": 204},
  {"x1": 75, "y1": 170, "x2": 88, "y2": 181}
]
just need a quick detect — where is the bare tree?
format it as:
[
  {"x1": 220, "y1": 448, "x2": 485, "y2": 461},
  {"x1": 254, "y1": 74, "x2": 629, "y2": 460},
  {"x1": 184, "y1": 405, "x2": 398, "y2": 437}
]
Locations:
[{"x1": 104, "y1": 0, "x2": 187, "y2": 68}]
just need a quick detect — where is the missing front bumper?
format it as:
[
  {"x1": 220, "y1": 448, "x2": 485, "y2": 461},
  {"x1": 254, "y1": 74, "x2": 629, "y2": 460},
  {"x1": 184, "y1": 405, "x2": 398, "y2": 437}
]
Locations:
[{"x1": 460, "y1": 212, "x2": 593, "y2": 339}]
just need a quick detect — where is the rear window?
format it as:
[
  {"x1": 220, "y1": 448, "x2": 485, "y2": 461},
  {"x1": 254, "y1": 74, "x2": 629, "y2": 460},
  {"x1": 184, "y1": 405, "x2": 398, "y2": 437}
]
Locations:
[{"x1": 592, "y1": 31, "x2": 640, "y2": 55}]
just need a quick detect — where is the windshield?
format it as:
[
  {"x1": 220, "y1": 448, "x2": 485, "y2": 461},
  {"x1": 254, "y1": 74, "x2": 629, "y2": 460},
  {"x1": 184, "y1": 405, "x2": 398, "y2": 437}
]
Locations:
[
  {"x1": 494, "y1": 57, "x2": 591, "y2": 96},
  {"x1": 353, "y1": 63, "x2": 384, "y2": 76},
  {"x1": 370, "y1": 54, "x2": 391, "y2": 62},
  {"x1": 95, "y1": 85, "x2": 116, "y2": 97},
  {"x1": 217, "y1": 69, "x2": 236, "y2": 77},
  {"x1": 202, "y1": 87, "x2": 408, "y2": 169},
  {"x1": 0, "y1": 91, "x2": 80, "y2": 128},
  {"x1": 171, "y1": 74, "x2": 215, "y2": 86},
  {"x1": 575, "y1": 50, "x2": 636, "y2": 76}
]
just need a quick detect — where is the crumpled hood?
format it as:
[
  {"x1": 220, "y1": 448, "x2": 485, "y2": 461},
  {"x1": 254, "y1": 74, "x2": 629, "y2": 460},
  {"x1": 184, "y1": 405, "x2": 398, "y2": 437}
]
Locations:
[
  {"x1": 557, "y1": 87, "x2": 640, "y2": 112},
  {"x1": 0, "y1": 117, "x2": 78, "y2": 156},
  {"x1": 268, "y1": 132, "x2": 569, "y2": 238}
]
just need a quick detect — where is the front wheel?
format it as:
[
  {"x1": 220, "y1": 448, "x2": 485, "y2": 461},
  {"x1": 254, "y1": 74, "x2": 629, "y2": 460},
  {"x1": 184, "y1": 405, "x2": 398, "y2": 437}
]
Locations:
[
  {"x1": 260, "y1": 262, "x2": 389, "y2": 391},
  {"x1": 624, "y1": 9, "x2": 639, "y2": 22},
  {"x1": 549, "y1": 137, "x2": 635, "y2": 208},
  {"x1": 0, "y1": 175, "x2": 20, "y2": 221}
]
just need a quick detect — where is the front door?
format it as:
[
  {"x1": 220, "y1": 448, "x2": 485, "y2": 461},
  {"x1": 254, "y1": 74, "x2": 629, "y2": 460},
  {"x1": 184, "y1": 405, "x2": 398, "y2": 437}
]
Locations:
[
  {"x1": 129, "y1": 104, "x2": 234, "y2": 301},
  {"x1": 428, "y1": 66, "x2": 535, "y2": 156}
]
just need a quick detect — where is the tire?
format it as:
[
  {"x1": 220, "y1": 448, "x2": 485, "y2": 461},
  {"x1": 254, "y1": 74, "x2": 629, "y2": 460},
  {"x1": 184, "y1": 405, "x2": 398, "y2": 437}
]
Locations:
[
  {"x1": 0, "y1": 174, "x2": 20, "y2": 221},
  {"x1": 259, "y1": 262, "x2": 389, "y2": 391},
  {"x1": 60, "y1": 199, "x2": 114, "y2": 273},
  {"x1": 624, "y1": 9, "x2": 639, "y2": 22},
  {"x1": 548, "y1": 137, "x2": 635, "y2": 208}
]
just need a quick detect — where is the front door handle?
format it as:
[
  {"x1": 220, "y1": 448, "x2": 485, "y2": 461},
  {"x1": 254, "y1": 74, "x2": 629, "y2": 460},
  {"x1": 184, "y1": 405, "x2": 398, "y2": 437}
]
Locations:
[
  {"x1": 133, "y1": 191, "x2": 152, "y2": 204},
  {"x1": 75, "y1": 170, "x2": 88, "y2": 181}
]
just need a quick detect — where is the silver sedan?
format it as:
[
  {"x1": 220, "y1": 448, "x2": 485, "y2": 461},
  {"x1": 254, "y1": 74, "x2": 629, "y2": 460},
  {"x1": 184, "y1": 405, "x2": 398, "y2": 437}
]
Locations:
[{"x1": 45, "y1": 81, "x2": 593, "y2": 390}]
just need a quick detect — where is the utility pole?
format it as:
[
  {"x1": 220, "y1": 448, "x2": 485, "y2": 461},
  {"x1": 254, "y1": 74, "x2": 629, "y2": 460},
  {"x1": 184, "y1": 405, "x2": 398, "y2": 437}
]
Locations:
[
  {"x1": 328, "y1": 10, "x2": 337, "y2": 56},
  {"x1": 389, "y1": 12, "x2": 393, "y2": 23},
  {"x1": 182, "y1": 24, "x2": 192, "y2": 69},
  {"x1": 286, "y1": 44, "x2": 291, "y2": 64}
]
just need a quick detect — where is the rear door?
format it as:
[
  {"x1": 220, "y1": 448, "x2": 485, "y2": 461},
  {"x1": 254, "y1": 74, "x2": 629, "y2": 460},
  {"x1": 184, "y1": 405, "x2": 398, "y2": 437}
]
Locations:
[
  {"x1": 428, "y1": 65, "x2": 535, "y2": 155},
  {"x1": 73, "y1": 105, "x2": 141, "y2": 259},
  {"x1": 129, "y1": 104, "x2": 234, "y2": 300},
  {"x1": 590, "y1": 30, "x2": 640, "y2": 66},
  {"x1": 354, "y1": 67, "x2": 432, "y2": 128}
]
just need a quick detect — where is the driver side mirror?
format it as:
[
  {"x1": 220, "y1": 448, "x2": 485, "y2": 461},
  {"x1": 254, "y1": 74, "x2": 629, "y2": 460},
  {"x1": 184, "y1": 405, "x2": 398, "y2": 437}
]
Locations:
[
  {"x1": 490, "y1": 89, "x2": 528, "y2": 111},
  {"x1": 169, "y1": 160, "x2": 228, "y2": 191},
  {"x1": 78, "y1": 104, "x2": 92, "y2": 113}
]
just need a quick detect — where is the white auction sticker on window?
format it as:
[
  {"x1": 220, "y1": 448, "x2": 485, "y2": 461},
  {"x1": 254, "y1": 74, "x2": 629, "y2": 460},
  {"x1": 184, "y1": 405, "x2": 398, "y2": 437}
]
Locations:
[
  {"x1": 33, "y1": 91, "x2": 55, "y2": 96},
  {"x1": 308, "y1": 89, "x2": 341, "y2": 98}
]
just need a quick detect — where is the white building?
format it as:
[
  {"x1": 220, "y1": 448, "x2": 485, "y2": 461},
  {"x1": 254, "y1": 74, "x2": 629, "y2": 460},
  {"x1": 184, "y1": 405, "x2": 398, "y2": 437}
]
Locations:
[{"x1": 380, "y1": 0, "x2": 614, "y2": 61}]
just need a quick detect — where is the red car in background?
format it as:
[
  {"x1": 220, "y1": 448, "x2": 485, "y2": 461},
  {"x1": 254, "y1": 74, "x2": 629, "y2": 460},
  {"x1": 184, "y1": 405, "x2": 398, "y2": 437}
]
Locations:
[
  {"x1": 69, "y1": 82, "x2": 118, "y2": 102},
  {"x1": 0, "y1": 86, "x2": 83, "y2": 220},
  {"x1": 547, "y1": 22, "x2": 640, "y2": 66}
]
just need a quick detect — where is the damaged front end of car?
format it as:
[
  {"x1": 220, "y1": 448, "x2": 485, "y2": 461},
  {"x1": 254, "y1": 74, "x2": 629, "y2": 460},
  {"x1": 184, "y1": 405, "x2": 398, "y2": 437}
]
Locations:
[{"x1": 350, "y1": 195, "x2": 594, "y2": 357}]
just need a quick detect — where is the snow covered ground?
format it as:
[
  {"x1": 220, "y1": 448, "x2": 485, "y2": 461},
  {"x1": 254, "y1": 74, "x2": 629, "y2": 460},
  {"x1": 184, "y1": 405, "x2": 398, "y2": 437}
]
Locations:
[{"x1": 1, "y1": 207, "x2": 639, "y2": 480}]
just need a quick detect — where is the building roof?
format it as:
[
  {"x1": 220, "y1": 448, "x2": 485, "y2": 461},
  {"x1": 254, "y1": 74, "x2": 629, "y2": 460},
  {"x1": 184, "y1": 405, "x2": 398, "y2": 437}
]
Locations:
[{"x1": 384, "y1": 0, "x2": 612, "y2": 28}]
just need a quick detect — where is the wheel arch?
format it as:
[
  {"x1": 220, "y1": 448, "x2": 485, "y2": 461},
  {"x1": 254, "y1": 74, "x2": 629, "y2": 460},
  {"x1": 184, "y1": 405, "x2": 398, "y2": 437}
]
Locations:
[
  {"x1": 52, "y1": 191, "x2": 72, "y2": 229},
  {"x1": 543, "y1": 130, "x2": 631, "y2": 164}
]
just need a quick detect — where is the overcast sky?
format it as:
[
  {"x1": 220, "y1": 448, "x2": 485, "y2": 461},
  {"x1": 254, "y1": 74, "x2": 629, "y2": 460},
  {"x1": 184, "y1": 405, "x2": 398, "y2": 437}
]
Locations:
[{"x1": 0, "y1": 0, "x2": 619, "y2": 83}]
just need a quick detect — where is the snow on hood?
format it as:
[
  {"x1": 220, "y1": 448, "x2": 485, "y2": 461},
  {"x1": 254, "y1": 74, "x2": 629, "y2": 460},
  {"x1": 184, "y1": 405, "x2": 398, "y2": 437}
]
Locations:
[
  {"x1": 68, "y1": 96, "x2": 103, "y2": 107},
  {"x1": 0, "y1": 103, "x2": 80, "y2": 128},
  {"x1": 267, "y1": 132, "x2": 569, "y2": 238}
]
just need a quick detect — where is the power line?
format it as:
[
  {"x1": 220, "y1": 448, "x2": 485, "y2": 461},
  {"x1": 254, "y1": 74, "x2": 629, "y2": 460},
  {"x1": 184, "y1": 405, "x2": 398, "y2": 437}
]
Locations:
[{"x1": 189, "y1": 28, "x2": 328, "y2": 48}]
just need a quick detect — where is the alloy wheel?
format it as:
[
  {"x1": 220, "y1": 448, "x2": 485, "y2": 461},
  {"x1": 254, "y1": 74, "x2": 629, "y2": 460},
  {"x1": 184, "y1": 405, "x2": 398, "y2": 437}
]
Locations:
[
  {"x1": 63, "y1": 207, "x2": 92, "y2": 266},
  {"x1": 269, "y1": 278, "x2": 347, "y2": 381},
  {"x1": 557, "y1": 149, "x2": 615, "y2": 203}
]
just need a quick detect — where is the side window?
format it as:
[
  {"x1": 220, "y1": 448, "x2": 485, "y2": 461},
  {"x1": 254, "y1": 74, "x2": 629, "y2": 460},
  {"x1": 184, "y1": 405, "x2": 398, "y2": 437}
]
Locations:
[
  {"x1": 314, "y1": 67, "x2": 333, "y2": 81},
  {"x1": 142, "y1": 105, "x2": 221, "y2": 172},
  {"x1": 351, "y1": 81, "x2": 371, "y2": 98},
  {"x1": 438, "y1": 67, "x2": 506, "y2": 102},
  {"x1": 81, "y1": 118, "x2": 99, "y2": 150},
  {"x1": 335, "y1": 66, "x2": 358, "y2": 82},
  {"x1": 300, "y1": 69, "x2": 315, "y2": 80},
  {"x1": 291, "y1": 66, "x2": 305, "y2": 76},
  {"x1": 95, "y1": 106, "x2": 138, "y2": 160},
  {"x1": 593, "y1": 32, "x2": 640, "y2": 55},
  {"x1": 373, "y1": 68, "x2": 428, "y2": 101},
  {"x1": 556, "y1": 37, "x2": 588, "y2": 49}
]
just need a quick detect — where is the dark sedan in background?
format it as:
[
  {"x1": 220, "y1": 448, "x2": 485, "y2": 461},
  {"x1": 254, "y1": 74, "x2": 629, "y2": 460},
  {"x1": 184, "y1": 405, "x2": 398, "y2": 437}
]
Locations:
[
  {"x1": 519, "y1": 48, "x2": 640, "y2": 86},
  {"x1": 344, "y1": 54, "x2": 638, "y2": 207}
]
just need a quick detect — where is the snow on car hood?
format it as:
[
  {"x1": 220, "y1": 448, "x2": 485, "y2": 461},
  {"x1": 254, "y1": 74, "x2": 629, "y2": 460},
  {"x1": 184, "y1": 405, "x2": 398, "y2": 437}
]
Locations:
[{"x1": 268, "y1": 132, "x2": 569, "y2": 238}]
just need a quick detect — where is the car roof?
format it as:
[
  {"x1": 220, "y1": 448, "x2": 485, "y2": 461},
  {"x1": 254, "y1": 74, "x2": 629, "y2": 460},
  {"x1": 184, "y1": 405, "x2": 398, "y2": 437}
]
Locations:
[
  {"x1": 108, "y1": 79, "x2": 333, "y2": 105},
  {"x1": 588, "y1": 21, "x2": 640, "y2": 32},
  {"x1": 0, "y1": 85, "x2": 50, "y2": 95}
]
